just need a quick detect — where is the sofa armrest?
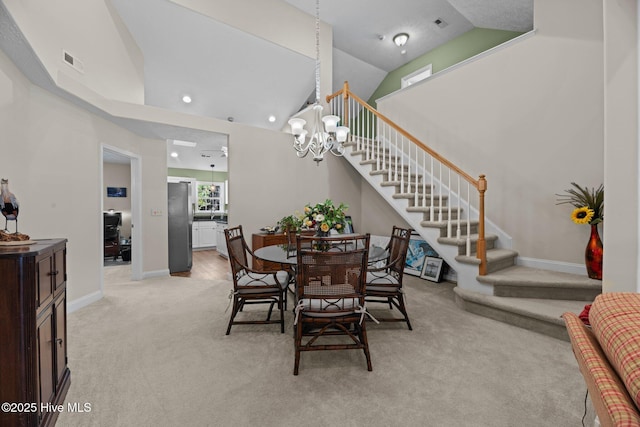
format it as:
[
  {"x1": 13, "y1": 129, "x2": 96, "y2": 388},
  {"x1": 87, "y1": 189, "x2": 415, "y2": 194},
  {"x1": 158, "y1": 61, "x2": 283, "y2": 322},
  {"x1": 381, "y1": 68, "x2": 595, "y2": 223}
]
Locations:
[{"x1": 563, "y1": 312, "x2": 640, "y2": 427}]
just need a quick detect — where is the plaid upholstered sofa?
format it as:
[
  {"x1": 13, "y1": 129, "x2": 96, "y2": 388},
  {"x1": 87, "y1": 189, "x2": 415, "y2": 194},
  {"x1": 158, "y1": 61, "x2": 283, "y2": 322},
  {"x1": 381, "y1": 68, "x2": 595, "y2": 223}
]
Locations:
[{"x1": 563, "y1": 293, "x2": 640, "y2": 427}]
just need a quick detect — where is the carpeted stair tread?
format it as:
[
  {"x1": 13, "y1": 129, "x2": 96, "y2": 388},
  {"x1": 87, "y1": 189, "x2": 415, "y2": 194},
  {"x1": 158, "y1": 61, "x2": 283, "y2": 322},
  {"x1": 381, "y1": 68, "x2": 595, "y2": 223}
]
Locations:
[
  {"x1": 438, "y1": 233, "x2": 498, "y2": 246},
  {"x1": 456, "y1": 248, "x2": 517, "y2": 265},
  {"x1": 453, "y1": 286, "x2": 589, "y2": 340},
  {"x1": 477, "y1": 265, "x2": 602, "y2": 289},
  {"x1": 453, "y1": 287, "x2": 587, "y2": 326},
  {"x1": 475, "y1": 265, "x2": 602, "y2": 300}
]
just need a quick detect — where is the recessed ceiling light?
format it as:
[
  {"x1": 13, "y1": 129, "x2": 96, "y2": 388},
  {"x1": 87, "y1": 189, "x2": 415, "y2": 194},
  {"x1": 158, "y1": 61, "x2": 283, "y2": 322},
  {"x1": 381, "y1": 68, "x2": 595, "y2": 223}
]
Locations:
[
  {"x1": 268, "y1": 115, "x2": 276, "y2": 123},
  {"x1": 393, "y1": 33, "x2": 409, "y2": 47},
  {"x1": 170, "y1": 152, "x2": 178, "y2": 158},
  {"x1": 172, "y1": 139, "x2": 197, "y2": 147},
  {"x1": 182, "y1": 95, "x2": 192, "y2": 104}
]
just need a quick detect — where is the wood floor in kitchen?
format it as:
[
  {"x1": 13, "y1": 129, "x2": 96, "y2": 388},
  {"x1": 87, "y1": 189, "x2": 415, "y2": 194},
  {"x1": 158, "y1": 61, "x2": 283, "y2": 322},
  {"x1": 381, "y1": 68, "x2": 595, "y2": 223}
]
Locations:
[{"x1": 170, "y1": 249, "x2": 230, "y2": 280}]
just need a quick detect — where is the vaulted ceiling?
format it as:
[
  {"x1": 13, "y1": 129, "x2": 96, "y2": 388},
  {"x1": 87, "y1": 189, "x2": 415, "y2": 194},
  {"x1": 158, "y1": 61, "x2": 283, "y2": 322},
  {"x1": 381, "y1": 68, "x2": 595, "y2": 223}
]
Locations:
[{"x1": 2, "y1": 0, "x2": 534, "y2": 170}]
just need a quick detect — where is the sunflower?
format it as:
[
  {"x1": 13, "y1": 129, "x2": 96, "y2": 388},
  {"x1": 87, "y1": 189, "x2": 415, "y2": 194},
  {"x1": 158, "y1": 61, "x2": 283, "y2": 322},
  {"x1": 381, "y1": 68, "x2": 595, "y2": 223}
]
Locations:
[
  {"x1": 571, "y1": 207, "x2": 594, "y2": 225},
  {"x1": 556, "y1": 183, "x2": 603, "y2": 225}
]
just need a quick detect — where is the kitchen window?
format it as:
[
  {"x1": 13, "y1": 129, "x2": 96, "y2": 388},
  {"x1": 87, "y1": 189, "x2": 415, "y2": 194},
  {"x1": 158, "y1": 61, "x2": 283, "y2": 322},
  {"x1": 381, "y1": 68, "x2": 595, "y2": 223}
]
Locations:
[{"x1": 197, "y1": 182, "x2": 224, "y2": 213}]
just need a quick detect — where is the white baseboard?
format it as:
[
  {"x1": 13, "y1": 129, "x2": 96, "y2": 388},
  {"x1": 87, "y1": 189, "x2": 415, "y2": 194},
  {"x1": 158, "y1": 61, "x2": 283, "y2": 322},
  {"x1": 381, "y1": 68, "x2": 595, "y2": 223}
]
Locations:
[
  {"x1": 67, "y1": 290, "x2": 103, "y2": 314},
  {"x1": 516, "y1": 257, "x2": 585, "y2": 275},
  {"x1": 143, "y1": 269, "x2": 170, "y2": 279}
]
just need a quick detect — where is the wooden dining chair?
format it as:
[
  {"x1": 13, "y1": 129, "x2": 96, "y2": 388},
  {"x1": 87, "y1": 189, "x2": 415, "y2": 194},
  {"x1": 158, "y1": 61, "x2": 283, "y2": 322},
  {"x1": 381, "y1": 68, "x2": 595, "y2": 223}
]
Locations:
[
  {"x1": 365, "y1": 226, "x2": 413, "y2": 330},
  {"x1": 293, "y1": 233, "x2": 373, "y2": 375},
  {"x1": 224, "y1": 225, "x2": 288, "y2": 335}
]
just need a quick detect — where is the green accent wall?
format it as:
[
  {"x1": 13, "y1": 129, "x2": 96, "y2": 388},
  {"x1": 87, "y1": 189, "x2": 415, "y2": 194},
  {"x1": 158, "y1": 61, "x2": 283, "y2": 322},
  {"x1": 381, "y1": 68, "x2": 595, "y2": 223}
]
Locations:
[
  {"x1": 368, "y1": 27, "x2": 524, "y2": 107},
  {"x1": 168, "y1": 168, "x2": 228, "y2": 182}
]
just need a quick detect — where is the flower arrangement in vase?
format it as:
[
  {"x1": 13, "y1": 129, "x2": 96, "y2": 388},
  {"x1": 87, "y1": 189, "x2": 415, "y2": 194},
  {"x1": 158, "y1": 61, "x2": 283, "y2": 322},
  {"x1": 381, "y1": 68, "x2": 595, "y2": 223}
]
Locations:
[
  {"x1": 301, "y1": 199, "x2": 348, "y2": 236},
  {"x1": 556, "y1": 182, "x2": 604, "y2": 280}
]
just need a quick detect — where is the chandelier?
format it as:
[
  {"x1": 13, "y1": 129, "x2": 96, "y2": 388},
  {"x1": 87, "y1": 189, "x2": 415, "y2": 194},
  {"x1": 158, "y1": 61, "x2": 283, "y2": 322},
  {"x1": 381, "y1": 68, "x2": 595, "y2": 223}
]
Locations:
[{"x1": 288, "y1": 0, "x2": 349, "y2": 164}]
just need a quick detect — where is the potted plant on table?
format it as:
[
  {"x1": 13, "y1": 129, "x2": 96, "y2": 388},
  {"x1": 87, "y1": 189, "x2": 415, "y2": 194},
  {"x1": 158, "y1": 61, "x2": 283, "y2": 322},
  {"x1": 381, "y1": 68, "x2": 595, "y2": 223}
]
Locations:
[{"x1": 278, "y1": 214, "x2": 303, "y2": 233}]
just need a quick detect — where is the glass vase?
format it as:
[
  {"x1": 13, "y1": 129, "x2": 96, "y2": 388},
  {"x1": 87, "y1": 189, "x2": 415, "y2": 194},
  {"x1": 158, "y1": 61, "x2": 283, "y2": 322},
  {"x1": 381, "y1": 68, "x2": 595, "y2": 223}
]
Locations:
[
  {"x1": 585, "y1": 224, "x2": 603, "y2": 280},
  {"x1": 315, "y1": 229, "x2": 330, "y2": 238}
]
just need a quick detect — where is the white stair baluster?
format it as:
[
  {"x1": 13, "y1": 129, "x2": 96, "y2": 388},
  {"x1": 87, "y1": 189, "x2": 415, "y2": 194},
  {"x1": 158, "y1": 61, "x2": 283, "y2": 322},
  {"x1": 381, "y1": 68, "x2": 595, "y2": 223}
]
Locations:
[
  {"x1": 421, "y1": 150, "x2": 426, "y2": 208},
  {"x1": 447, "y1": 168, "x2": 452, "y2": 238},
  {"x1": 430, "y1": 156, "x2": 434, "y2": 222},
  {"x1": 466, "y1": 182, "x2": 471, "y2": 256},
  {"x1": 456, "y1": 174, "x2": 461, "y2": 240},
  {"x1": 438, "y1": 162, "x2": 443, "y2": 222}
]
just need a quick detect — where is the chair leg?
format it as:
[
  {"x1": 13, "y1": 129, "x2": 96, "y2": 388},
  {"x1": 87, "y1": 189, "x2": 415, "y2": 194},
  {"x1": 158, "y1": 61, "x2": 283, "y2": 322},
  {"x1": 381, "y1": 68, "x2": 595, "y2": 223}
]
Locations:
[
  {"x1": 226, "y1": 296, "x2": 240, "y2": 335},
  {"x1": 279, "y1": 293, "x2": 285, "y2": 334},
  {"x1": 358, "y1": 322, "x2": 373, "y2": 372},
  {"x1": 396, "y1": 294, "x2": 413, "y2": 331},
  {"x1": 294, "y1": 319, "x2": 303, "y2": 375},
  {"x1": 266, "y1": 300, "x2": 276, "y2": 321}
]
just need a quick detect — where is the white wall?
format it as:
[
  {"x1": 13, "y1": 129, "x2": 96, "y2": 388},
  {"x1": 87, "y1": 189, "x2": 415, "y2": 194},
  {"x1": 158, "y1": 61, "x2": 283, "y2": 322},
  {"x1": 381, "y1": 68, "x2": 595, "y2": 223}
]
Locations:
[
  {"x1": 375, "y1": 0, "x2": 604, "y2": 268},
  {"x1": 602, "y1": 0, "x2": 639, "y2": 292}
]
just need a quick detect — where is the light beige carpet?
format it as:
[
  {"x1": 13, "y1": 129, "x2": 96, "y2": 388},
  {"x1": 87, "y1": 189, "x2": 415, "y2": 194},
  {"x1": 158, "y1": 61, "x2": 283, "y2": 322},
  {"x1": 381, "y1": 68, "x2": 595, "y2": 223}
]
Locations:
[{"x1": 57, "y1": 273, "x2": 590, "y2": 427}]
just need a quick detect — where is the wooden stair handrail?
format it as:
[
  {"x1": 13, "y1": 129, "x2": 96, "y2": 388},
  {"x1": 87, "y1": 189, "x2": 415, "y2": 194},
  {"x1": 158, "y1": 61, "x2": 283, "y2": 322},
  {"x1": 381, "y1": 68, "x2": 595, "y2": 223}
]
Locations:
[{"x1": 328, "y1": 81, "x2": 488, "y2": 275}]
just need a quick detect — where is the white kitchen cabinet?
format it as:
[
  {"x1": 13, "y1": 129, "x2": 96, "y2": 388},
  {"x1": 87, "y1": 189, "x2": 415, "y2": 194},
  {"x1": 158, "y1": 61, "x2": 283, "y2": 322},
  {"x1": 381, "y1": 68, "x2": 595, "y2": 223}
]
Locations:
[
  {"x1": 216, "y1": 224, "x2": 229, "y2": 258},
  {"x1": 198, "y1": 221, "x2": 217, "y2": 248},
  {"x1": 192, "y1": 221, "x2": 200, "y2": 248}
]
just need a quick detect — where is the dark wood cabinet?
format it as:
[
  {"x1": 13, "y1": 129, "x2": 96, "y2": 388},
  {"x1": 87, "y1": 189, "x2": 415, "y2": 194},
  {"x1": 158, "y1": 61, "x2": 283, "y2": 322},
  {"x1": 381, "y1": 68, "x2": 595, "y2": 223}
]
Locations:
[
  {"x1": 0, "y1": 239, "x2": 70, "y2": 427},
  {"x1": 252, "y1": 232, "x2": 288, "y2": 271}
]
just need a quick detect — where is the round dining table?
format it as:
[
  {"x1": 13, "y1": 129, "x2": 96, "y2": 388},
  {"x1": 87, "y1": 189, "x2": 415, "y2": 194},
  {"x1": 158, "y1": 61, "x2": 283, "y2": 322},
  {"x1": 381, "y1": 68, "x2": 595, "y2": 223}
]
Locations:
[{"x1": 254, "y1": 240, "x2": 387, "y2": 266}]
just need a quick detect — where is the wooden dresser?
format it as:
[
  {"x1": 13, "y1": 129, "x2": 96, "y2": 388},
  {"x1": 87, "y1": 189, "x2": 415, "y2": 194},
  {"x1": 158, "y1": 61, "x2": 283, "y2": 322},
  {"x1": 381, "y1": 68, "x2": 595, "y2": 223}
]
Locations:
[
  {"x1": 0, "y1": 239, "x2": 70, "y2": 427},
  {"x1": 252, "y1": 232, "x2": 288, "y2": 271}
]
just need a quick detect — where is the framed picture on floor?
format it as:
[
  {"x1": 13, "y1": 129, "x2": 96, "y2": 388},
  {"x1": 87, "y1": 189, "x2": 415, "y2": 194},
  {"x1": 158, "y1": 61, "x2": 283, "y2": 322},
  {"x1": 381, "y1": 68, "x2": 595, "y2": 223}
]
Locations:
[
  {"x1": 404, "y1": 234, "x2": 437, "y2": 276},
  {"x1": 421, "y1": 256, "x2": 444, "y2": 282}
]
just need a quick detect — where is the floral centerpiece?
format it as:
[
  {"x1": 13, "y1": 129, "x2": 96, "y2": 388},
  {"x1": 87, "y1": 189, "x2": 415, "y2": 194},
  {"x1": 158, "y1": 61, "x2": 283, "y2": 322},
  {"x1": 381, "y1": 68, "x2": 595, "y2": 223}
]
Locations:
[
  {"x1": 302, "y1": 199, "x2": 348, "y2": 236},
  {"x1": 556, "y1": 182, "x2": 604, "y2": 280}
]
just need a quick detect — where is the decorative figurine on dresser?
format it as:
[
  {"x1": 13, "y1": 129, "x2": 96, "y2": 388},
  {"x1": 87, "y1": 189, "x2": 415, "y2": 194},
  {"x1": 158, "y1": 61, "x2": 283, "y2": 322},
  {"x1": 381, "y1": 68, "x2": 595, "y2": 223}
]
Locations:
[
  {"x1": 0, "y1": 182, "x2": 70, "y2": 427},
  {"x1": 1, "y1": 178, "x2": 19, "y2": 232}
]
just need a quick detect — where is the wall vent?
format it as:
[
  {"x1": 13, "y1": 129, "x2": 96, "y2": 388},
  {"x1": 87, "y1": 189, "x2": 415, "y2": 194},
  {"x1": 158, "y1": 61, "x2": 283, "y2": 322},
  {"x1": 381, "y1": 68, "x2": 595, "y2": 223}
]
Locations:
[
  {"x1": 434, "y1": 18, "x2": 448, "y2": 29},
  {"x1": 62, "y1": 49, "x2": 84, "y2": 73}
]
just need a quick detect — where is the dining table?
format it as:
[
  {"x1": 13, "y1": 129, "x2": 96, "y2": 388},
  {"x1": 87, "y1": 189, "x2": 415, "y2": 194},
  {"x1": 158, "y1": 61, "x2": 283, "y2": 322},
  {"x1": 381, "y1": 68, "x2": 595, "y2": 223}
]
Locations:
[{"x1": 253, "y1": 236, "x2": 387, "y2": 267}]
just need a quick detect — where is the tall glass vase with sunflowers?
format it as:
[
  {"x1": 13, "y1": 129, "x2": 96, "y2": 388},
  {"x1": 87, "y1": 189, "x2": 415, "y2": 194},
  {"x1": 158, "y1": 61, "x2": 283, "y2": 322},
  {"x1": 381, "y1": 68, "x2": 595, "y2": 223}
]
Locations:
[{"x1": 556, "y1": 183, "x2": 604, "y2": 280}]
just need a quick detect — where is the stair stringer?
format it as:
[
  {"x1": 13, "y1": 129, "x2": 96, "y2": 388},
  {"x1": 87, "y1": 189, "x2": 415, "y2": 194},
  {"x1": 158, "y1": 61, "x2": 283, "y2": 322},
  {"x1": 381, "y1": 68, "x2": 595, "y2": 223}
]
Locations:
[{"x1": 342, "y1": 145, "x2": 495, "y2": 295}]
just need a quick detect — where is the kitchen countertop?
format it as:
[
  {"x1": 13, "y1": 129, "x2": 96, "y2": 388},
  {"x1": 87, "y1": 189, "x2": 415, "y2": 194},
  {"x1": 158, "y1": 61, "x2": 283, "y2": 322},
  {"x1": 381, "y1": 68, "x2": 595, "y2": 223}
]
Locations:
[{"x1": 193, "y1": 217, "x2": 227, "y2": 223}]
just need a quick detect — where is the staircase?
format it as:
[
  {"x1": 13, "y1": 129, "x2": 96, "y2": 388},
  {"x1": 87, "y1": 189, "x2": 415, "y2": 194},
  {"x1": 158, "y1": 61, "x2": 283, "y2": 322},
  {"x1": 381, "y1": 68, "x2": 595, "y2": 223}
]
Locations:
[{"x1": 326, "y1": 82, "x2": 601, "y2": 341}]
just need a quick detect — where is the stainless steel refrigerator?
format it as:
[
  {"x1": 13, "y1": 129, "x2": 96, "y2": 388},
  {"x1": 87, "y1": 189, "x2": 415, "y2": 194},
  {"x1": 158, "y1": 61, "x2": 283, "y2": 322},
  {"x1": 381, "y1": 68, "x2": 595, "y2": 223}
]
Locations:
[{"x1": 168, "y1": 182, "x2": 193, "y2": 273}]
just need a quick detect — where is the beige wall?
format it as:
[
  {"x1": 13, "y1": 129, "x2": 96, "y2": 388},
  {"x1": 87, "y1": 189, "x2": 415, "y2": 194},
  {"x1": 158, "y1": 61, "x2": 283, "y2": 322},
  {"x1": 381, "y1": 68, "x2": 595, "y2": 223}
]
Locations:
[
  {"x1": 171, "y1": 0, "x2": 332, "y2": 103},
  {"x1": 103, "y1": 163, "x2": 131, "y2": 238},
  {"x1": 226, "y1": 124, "x2": 363, "y2": 244},
  {"x1": 602, "y1": 0, "x2": 639, "y2": 292},
  {"x1": 3, "y1": 0, "x2": 144, "y2": 105},
  {"x1": 375, "y1": 0, "x2": 604, "y2": 267},
  {"x1": 0, "y1": 0, "x2": 364, "y2": 309},
  {"x1": 0, "y1": 48, "x2": 167, "y2": 304}
]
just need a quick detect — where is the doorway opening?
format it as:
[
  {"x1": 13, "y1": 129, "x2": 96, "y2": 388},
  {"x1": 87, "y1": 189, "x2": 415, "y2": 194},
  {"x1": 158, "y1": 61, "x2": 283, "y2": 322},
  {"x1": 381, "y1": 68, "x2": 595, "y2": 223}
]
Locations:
[{"x1": 101, "y1": 145, "x2": 142, "y2": 287}]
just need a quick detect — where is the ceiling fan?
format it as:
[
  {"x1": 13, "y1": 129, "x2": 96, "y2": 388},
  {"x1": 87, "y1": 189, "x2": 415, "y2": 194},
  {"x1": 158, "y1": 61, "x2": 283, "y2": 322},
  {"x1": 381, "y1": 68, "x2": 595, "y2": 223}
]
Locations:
[{"x1": 200, "y1": 146, "x2": 228, "y2": 158}]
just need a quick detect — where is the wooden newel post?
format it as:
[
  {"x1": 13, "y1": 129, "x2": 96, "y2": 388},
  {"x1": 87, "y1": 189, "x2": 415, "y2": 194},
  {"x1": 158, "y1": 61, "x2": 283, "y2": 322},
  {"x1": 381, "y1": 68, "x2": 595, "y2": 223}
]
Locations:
[
  {"x1": 477, "y1": 174, "x2": 487, "y2": 275},
  {"x1": 342, "y1": 81, "x2": 349, "y2": 127}
]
